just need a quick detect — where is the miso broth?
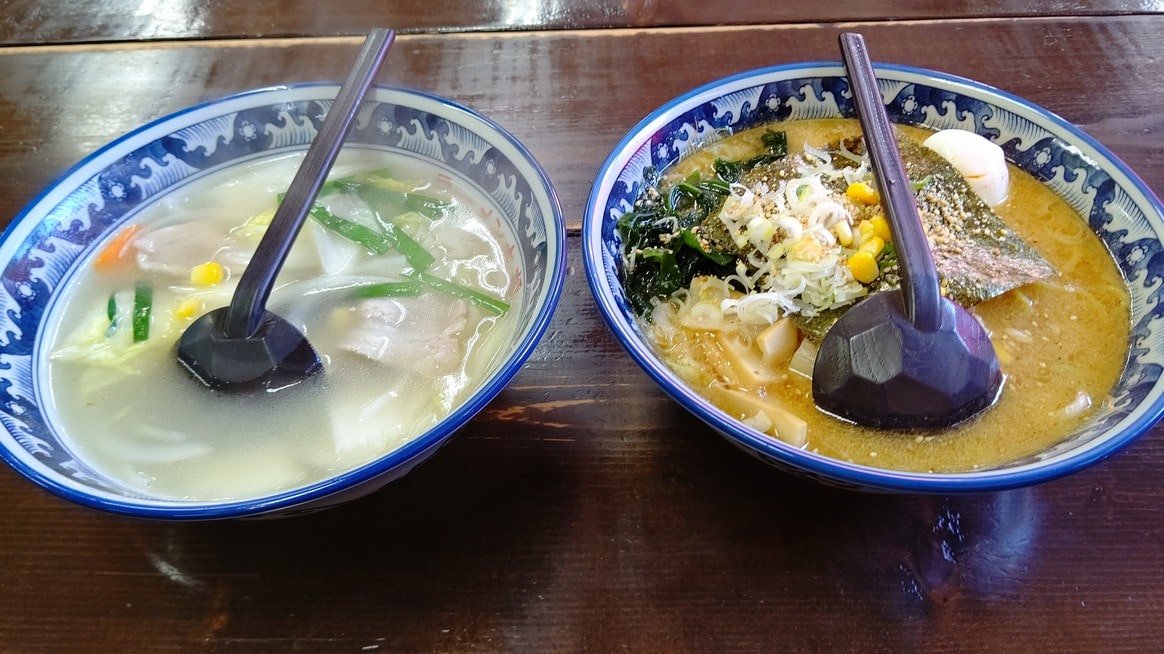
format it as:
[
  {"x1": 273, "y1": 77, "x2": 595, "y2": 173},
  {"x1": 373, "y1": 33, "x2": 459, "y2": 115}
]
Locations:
[
  {"x1": 45, "y1": 150, "x2": 520, "y2": 499},
  {"x1": 634, "y1": 119, "x2": 1130, "y2": 472}
]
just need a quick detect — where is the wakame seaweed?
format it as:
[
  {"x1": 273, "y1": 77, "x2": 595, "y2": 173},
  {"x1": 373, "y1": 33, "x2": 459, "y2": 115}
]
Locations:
[
  {"x1": 618, "y1": 172, "x2": 733, "y2": 314},
  {"x1": 618, "y1": 131, "x2": 789, "y2": 313},
  {"x1": 714, "y1": 130, "x2": 789, "y2": 183}
]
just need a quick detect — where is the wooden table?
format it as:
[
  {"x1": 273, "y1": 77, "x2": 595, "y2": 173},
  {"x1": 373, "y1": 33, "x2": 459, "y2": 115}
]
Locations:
[{"x1": 2, "y1": 3, "x2": 1162, "y2": 651}]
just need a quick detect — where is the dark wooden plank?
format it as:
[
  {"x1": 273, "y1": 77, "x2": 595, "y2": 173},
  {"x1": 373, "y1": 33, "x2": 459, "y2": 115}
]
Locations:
[
  {"x1": 1, "y1": 242, "x2": 1161, "y2": 652},
  {"x1": 0, "y1": 0, "x2": 1162, "y2": 45},
  {"x1": 1, "y1": 16, "x2": 1162, "y2": 653},
  {"x1": 1, "y1": 18, "x2": 1160, "y2": 232}
]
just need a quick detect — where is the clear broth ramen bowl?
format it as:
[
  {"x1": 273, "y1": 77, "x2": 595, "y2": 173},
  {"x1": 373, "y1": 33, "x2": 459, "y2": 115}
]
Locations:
[{"x1": 0, "y1": 84, "x2": 566, "y2": 519}]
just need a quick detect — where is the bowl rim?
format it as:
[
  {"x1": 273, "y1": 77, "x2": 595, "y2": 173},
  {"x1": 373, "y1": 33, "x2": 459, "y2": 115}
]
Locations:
[
  {"x1": 583, "y1": 61, "x2": 1164, "y2": 492},
  {"x1": 0, "y1": 82, "x2": 567, "y2": 518}
]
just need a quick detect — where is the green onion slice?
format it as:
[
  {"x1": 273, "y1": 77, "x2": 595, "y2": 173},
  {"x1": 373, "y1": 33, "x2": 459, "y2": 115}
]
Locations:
[
  {"x1": 378, "y1": 220, "x2": 434, "y2": 271},
  {"x1": 132, "y1": 283, "x2": 152, "y2": 343},
  {"x1": 105, "y1": 294, "x2": 119, "y2": 337},
  {"x1": 353, "y1": 281, "x2": 424, "y2": 298},
  {"x1": 406, "y1": 271, "x2": 510, "y2": 316},
  {"x1": 308, "y1": 204, "x2": 393, "y2": 255}
]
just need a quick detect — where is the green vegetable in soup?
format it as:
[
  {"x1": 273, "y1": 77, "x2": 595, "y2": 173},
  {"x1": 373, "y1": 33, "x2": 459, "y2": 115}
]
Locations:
[
  {"x1": 306, "y1": 198, "x2": 436, "y2": 272},
  {"x1": 105, "y1": 294, "x2": 119, "y2": 337},
  {"x1": 352, "y1": 280, "x2": 425, "y2": 298},
  {"x1": 617, "y1": 133, "x2": 791, "y2": 313},
  {"x1": 132, "y1": 283, "x2": 152, "y2": 343},
  {"x1": 713, "y1": 129, "x2": 789, "y2": 183},
  {"x1": 323, "y1": 169, "x2": 452, "y2": 219},
  {"x1": 405, "y1": 270, "x2": 510, "y2": 316},
  {"x1": 307, "y1": 203, "x2": 395, "y2": 255},
  {"x1": 376, "y1": 217, "x2": 435, "y2": 271}
]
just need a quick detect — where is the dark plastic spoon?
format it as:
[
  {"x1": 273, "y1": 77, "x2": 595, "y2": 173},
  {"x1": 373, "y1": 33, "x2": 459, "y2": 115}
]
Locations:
[
  {"x1": 811, "y1": 33, "x2": 1002, "y2": 429},
  {"x1": 177, "y1": 28, "x2": 395, "y2": 393}
]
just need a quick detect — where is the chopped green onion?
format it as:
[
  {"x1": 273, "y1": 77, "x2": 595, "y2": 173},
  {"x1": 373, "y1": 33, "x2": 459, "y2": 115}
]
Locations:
[
  {"x1": 105, "y1": 294, "x2": 119, "y2": 337},
  {"x1": 317, "y1": 179, "x2": 343, "y2": 195},
  {"x1": 378, "y1": 220, "x2": 434, "y2": 271},
  {"x1": 878, "y1": 243, "x2": 899, "y2": 272},
  {"x1": 353, "y1": 281, "x2": 424, "y2": 299},
  {"x1": 406, "y1": 271, "x2": 510, "y2": 316},
  {"x1": 308, "y1": 204, "x2": 393, "y2": 255},
  {"x1": 323, "y1": 173, "x2": 451, "y2": 220},
  {"x1": 132, "y1": 283, "x2": 152, "y2": 343},
  {"x1": 356, "y1": 183, "x2": 449, "y2": 219},
  {"x1": 309, "y1": 202, "x2": 439, "y2": 275}
]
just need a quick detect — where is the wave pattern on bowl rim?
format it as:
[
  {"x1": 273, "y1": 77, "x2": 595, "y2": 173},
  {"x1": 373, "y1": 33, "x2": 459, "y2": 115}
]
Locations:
[
  {"x1": 588, "y1": 63, "x2": 1164, "y2": 491},
  {"x1": 0, "y1": 83, "x2": 562, "y2": 514}
]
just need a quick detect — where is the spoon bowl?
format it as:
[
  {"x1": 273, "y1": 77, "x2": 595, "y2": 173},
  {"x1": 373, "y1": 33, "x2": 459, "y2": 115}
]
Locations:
[
  {"x1": 177, "y1": 28, "x2": 395, "y2": 393},
  {"x1": 811, "y1": 33, "x2": 1003, "y2": 429},
  {"x1": 174, "y1": 310, "x2": 322, "y2": 393},
  {"x1": 812, "y1": 288, "x2": 1002, "y2": 428}
]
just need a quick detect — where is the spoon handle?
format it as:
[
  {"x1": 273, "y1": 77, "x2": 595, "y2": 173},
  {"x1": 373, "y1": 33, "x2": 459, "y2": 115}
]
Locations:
[
  {"x1": 223, "y1": 28, "x2": 396, "y2": 338},
  {"x1": 839, "y1": 32, "x2": 942, "y2": 332}
]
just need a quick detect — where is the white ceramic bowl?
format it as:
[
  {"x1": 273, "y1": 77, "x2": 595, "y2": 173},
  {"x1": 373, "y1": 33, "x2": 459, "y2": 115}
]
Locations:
[
  {"x1": 583, "y1": 63, "x2": 1164, "y2": 493},
  {"x1": 0, "y1": 84, "x2": 566, "y2": 518}
]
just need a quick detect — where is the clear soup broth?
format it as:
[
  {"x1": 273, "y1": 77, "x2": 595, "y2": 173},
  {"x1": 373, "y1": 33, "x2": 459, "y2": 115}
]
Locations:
[{"x1": 45, "y1": 150, "x2": 520, "y2": 500}]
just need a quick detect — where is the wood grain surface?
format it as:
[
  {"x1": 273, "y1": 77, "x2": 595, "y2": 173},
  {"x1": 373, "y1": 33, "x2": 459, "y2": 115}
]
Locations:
[
  {"x1": 0, "y1": 10, "x2": 1162, "y2": 653},
  {"x1": 0, "y1": 0, "x2": 1161, "y2": 44}
]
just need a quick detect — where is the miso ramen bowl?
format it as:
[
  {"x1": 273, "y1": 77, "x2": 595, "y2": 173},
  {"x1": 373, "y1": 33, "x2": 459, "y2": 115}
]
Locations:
[
  {"x1": 583, "y1": 63, "x2": 1164, "y2": 493},
  {"x1": 0, "y1": 84, "x2": 565, "y2": 518}
]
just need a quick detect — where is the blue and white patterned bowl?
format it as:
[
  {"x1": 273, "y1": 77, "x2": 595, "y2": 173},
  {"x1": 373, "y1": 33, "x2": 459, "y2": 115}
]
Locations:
[
  {"x1": 583, "y1": 63, "x2": 1164, "y2": 493},
  {"x1": 0, "y1": 84, "x2": 566, "y2": 518}
]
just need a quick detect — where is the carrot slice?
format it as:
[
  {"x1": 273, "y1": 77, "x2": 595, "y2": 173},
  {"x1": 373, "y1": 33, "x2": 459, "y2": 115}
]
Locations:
[{"x1": 93, "y1": 225, "x2": 140, "y2": 270}]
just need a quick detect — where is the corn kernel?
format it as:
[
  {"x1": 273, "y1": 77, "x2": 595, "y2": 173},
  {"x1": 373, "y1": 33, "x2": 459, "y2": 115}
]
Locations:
[
  {"x1": 857, "y1": 220, "x2": 875, "y2": 240},
  {"x1": 790, "y1": 236, "x2": 823, "y2": 262},
  {"x1": 846, "y1": 251, "x2": 880, "y2": 284},
  {"x1": 857, "y1": 235, "x2": 886, "y2": 257},
  {"x1": 175, "y1": 298, "x2": 203, "y2": 321},
  {"x1": 994, "y1": 342, "x2": 1014, "y2": 366},
  {"x1": 870, "y1": 215, "x2": 892, "y2": 242},
  {"x1": 846, "y1": 182, "x2": 881, "y2": 205},
  {"x1": 190, "y1": 261, "x2": 225, "y2": 286}
]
